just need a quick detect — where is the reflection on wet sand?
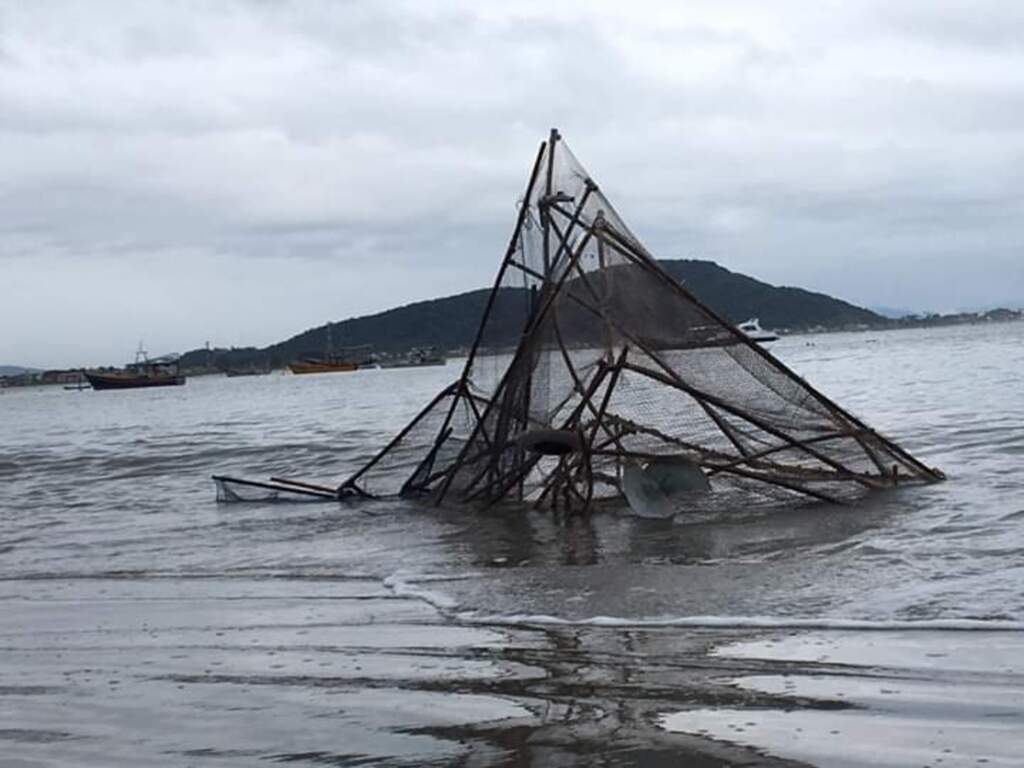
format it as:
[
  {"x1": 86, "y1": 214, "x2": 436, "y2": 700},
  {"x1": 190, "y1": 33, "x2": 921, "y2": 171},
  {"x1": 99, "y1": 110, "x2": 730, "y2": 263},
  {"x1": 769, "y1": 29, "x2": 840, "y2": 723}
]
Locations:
[
  {"x1": 661, "y1": 632, "x2": 1024, "y2": 767},
  {"x1": 1, "y1": 574, "x2": 827, "y2": 766}
]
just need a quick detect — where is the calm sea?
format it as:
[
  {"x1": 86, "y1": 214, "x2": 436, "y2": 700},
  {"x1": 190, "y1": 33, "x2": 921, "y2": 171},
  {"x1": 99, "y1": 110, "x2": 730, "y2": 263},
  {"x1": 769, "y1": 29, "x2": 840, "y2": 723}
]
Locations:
[{"x1": 2, "y1": 322, "x2": 1022, "y2": 766}]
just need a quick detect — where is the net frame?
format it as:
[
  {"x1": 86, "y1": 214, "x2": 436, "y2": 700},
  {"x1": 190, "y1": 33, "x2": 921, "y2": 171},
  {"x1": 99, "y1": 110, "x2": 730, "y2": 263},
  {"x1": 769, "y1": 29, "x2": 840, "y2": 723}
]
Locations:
[{"x1": 339, "y1": 129, "x2": 945, "y2": 513}]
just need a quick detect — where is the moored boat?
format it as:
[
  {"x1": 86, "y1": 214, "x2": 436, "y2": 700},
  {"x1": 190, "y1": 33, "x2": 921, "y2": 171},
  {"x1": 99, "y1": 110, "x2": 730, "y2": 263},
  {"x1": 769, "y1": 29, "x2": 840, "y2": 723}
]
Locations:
[
  {"x1": 224, "y1": 366, "x2": 271, "y2": 377},
  {"x1": 288, "y1": 324, "x2": 373, "y2": 375},
  {"x1": 737, "y1": 317, "x2": 780, "y2": 343},
  {"x1": 84, "y1": 352, "x2": 185, "y2": 390},
  {"x1": 288, "y1": 359, "x2": 361, "y2": 375},
  {"x1": 379, "y1": 346, "x2": 447, "y2": 369}
]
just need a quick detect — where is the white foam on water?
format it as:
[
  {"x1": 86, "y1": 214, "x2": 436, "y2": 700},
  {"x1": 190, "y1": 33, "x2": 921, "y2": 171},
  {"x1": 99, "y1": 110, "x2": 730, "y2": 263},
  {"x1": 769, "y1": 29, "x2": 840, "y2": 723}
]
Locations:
[
  {"x1": 457, "y1": 613, "x2": 1024, "y2": 631},
  {"x1": 382, "y1": 571, "x2": 461, "y2": 611},
  {"x1": 714, "y1": 630, "x2": 1024, "y2": 672},
  {"x1": 396, "y1": 572, "x2": 487, "y2": 584}
]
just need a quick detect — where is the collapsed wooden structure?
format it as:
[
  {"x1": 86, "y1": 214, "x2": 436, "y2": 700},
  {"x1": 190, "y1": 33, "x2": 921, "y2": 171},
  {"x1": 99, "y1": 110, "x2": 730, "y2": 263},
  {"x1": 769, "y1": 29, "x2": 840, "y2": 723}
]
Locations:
[{"x1": 215, "y1": 130, "x2": 943, "y2": 513}]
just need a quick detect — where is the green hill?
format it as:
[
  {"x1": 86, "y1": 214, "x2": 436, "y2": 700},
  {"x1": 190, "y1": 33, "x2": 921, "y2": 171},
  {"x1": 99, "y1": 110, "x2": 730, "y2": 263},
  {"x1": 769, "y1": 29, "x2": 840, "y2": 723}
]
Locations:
[
  {"x1": 659, "y1": 260, "x2": 879, "y2": 329},
  {"x1": 181, "y1": 259, "x2": 882, "y2": 369},
  {"x1": 0, "y1": 365, "x2": 39, "y2": 376}
]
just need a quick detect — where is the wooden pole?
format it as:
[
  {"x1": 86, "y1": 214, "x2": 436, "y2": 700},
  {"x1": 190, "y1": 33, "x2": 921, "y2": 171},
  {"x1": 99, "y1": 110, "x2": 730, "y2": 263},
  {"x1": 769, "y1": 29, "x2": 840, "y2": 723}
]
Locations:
[
  {"x1": 584, "y1": 449, "x2": 845, "y2": 505},
  {"x1": 551, "y1": 250, "x2": 881, "y2": 488},
  {"x1": 541, "y1": 128, "x2": 559, "y2": 275},
  {"x1": 422, "y1": 140, "x2": 549, "y2": 466},
  {"x1": 595, "y1": 222, "x2": 941, "y2": 481},
  {"x1": 432, "y1": 227, "x2": 596, "y2": 505},
  {"x1": 338, "y1": 380, "x2": 458, "y2": 493},
  {"x1": 472, "y1": 359, "x2": 613, "y2": 508},
  {"x1": 212, "y1": 475, "x2": 337, "y2": 500},
  {"x1": 269, "y1": 476, "x2": 339, "y2": 494},
  {"x1": 620, "y1": 358, "x2": 884, "y2": 489}
]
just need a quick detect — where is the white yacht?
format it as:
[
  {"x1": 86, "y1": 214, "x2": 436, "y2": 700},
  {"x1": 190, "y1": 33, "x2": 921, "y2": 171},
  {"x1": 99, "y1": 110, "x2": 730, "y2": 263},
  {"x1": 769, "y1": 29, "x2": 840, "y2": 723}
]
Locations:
[{"x1": 738, "y1": 318, "x2": 780, "y2": 344}]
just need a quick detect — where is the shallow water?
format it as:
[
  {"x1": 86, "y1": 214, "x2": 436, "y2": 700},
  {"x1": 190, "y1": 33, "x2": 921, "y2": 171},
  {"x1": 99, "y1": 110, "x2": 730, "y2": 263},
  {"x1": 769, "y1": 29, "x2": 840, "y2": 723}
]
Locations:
[{"x1": 2, "y1": 323, "x2": 1022, "y2": 766}]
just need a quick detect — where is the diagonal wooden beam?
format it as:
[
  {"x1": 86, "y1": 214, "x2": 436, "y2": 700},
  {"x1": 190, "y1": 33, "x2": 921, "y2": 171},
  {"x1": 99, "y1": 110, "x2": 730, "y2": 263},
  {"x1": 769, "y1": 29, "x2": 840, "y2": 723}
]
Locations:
[{"x1": 596, "y1": 222, "x2": 941, "y2": 482}]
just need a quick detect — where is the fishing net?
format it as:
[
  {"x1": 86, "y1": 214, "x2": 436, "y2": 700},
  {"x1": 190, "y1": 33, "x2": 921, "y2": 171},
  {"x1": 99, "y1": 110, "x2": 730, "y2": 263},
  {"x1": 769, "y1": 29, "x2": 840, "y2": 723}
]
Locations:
[
  {"x1": 213, "y1": 475, "x2": 338, "y2": 503},
  {"x1": 340, "y1": 130, "x2": 944, "y2": 514}
]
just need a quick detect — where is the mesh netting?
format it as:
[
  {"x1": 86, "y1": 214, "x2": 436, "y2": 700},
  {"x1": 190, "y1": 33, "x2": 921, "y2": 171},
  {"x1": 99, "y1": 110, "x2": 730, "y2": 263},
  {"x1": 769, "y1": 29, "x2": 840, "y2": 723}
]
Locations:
[
  {"x1": 339, "y1": 131, "x2": 943, "y2": 513},
  {"x1": 214, "y1": 476, "x2": 334, "y2": 503}
]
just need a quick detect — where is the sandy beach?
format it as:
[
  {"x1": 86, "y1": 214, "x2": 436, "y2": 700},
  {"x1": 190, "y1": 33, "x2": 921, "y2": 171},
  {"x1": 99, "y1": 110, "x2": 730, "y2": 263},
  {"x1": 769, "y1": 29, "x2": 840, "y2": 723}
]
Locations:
[{"x1": 3, "y1": 573, "x2": 1021, "y2": 766}]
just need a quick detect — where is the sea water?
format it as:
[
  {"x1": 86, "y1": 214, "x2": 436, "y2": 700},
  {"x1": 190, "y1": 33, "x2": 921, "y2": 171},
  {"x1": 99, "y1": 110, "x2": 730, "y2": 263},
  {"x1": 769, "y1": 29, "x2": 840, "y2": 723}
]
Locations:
[{"x1": 1, "y1": 322, "x2": 1022, "y2": 766}]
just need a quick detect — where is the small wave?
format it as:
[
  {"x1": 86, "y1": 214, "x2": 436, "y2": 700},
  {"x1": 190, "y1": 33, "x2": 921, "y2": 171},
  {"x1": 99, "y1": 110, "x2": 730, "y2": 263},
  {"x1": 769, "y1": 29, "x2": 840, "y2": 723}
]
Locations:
[
  {"x1": 2, "y1": 443, "x2": 346, "y2": 482},
  {"x1": 383, "y1": 571, "x2": 459, "y2": 610},
  {"x1": 851, "y1": 543, "x2": 902, "y2": 557},
  {"x1": 456, "y1": 613, "x2": 1024, "y2": 631},
  {"x1": 394, "y1": 572, "x2": 487, "y2": 584},
  {"x1": 0, "y1": 569, "x2": 381, "y2": 582}
]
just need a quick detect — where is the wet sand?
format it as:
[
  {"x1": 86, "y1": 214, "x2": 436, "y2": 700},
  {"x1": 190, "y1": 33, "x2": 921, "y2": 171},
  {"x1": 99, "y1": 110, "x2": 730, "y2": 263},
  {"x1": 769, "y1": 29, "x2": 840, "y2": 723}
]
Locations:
[{"x1": 3, "y1": 574, "x2": 1021, "y2": 766}]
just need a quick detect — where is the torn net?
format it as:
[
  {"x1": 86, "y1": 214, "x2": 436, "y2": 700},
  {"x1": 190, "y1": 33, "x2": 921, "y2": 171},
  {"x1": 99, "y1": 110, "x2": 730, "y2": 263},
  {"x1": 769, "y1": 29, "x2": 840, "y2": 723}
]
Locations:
[{"x1": 341, "y1": 130, "x2": 943, "y2": 513}]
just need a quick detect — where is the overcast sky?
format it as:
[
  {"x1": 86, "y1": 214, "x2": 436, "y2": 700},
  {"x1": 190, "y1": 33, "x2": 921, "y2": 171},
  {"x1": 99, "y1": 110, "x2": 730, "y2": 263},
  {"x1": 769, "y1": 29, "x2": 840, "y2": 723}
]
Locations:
[{"x1": 2, "y1": 1, "x2": 1023, "y2": 368}]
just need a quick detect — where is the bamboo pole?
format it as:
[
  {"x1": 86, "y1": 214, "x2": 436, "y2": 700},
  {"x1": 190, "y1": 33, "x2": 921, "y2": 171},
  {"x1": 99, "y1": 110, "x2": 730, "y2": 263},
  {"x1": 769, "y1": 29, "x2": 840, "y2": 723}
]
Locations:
[
  {"x1": 585, "y1": 449, "x2": 845, "y2": 505},
  {"x1": 338, "y1": 380, "x2": 459, "y2": 494},
  {"x1": 554, "y1": 254, "x2": 879, "y2": 486},
  {"x1": 400, "y1": 426, "x2": 454, "y2": 496},
  {"x1": 595, "y1": 222, "x2": 941, "y2": 481},
  {"x1": 704, "y1": 429, "x2": 873, "y2": 476},
  {"x1": 269, "y1": 476, "x2": 338, "y2": 494},
  {"x1": 588, "y1": 415, "x2": 859, "y2": 486},
  {"x1": 422, "y1": 140, "x2": 549, "y2": 471},
  {"x1": 621, "y1": 358, "x2": 884, "y2": 489},
  {"x1": 584, "y1": 346, "x2": 629, "y2": 453},
  {"x1": 541, "y1": 128, "x2": 558, "y2": 274},
  {"x1": 543, "y1": 179, "x2": 596, "y2": 278},
  {"x1": 472, "y1": 359, "x2": 613, "y2": 508},
  {"x1": 544, "y1": 217, "x2": 630, "y2": 454},
  {"x1": 551, "y1": 229, "x2": 885, "y2": 487},
  {"x1": 464, "y1": 357, "x2": 610, "y2": 506},
  {"x1": 555, "y1": 249, "x2": 760, "y2": 470},
  {"x1": 433, "y1": 227, "x2": 596, "y2": 505},
  {"x1": 212, "y1": 475, "x2": 337, "y2": 500}
]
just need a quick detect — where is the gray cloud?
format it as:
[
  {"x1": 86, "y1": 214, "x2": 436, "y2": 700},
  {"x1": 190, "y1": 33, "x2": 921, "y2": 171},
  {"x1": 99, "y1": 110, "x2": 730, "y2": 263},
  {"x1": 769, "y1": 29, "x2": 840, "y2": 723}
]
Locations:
[{"x1": 2, "y1": 0, "x2": 1023, "y2": 367}]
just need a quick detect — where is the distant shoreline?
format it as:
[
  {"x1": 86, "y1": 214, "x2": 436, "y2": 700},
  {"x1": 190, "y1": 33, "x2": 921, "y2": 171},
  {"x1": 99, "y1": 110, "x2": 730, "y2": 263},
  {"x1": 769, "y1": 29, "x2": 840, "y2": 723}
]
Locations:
[
  {"x1": 4, "y1": 313, "x2": 1020, "y2": 388},
  {"x1": 782, "y1": 307, "x2": 1023, "y2": 336}
]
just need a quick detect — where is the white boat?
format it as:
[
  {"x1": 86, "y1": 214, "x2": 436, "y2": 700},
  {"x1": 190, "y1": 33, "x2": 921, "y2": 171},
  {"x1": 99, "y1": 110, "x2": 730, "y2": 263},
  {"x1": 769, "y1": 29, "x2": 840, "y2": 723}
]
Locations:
[
  {"x1": 737, "y1": 318, "x2": 779, "y2": 343},
  {"x1": 379, "y1": 347, "x2": 447, "y2": 369}
]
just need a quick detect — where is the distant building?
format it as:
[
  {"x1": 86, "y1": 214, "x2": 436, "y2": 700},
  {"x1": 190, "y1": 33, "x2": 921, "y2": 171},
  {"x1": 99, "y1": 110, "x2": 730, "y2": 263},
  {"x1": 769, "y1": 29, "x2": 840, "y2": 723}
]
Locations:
[{"x1": 41, "y1": 370, "x2": 85, "y2": 384}]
